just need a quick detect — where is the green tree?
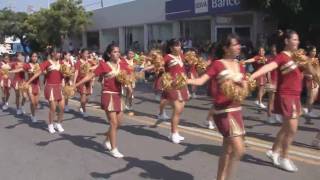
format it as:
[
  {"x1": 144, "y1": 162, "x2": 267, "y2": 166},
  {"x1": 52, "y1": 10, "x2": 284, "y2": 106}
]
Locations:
[
  {"x1": 0, "y1": 8, "x2": 30, "y2": 53},
  {"x1": 0, "y1": 0, "x2": 91, "y2": 52},
  {"x1": 26, "y1": 0, "x2": 92, "y2": 50}
]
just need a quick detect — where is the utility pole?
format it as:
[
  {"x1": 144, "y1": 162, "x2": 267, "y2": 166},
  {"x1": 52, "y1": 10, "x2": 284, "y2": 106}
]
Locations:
[{"x1": 101, "y1": 0, "x2": 104, "y2": 8}]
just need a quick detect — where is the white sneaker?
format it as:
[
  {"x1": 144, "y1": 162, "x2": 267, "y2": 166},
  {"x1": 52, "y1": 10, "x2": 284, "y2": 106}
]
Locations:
[
  {"x1": 307, "y1": 111, "x2": 318, "y2": 118},
  {"x1": 48, "y1": 124, "x2": 56, "y2": 134},
  {"x1": 155, "y1": 94, "x2": 161, "y2": 101},
  {"x1": 177, "y1": 133, "x2": 185, "y2": 141},
  {"x1": 158, "y1": 112, "x2": 170, "y2": 120},
  {"x1": 125, "y1": 105, "x2": 133, "y2": 111},
  {"x1": 82, "y1": 112, "x2": 88, "y2": 118},
  {"x1": 259, "y1": 103, "x2": 267, "y2": 109},
  {"x1": 16, "y1": 109, "x2": 22, "y2": 115},
  {"x1": 254, "y1": 100, "x2": 260, "y2": 106},
  {"x1": 30, "y1": 116, "x2": 37, "y2": 123},
  {"x1": 208, "y1": 121, "x2": 215, "y2": 130},
  {"x1": 103, "y1": 140, "x2": 112, "y2": 151},
  {"x1": 191, "y1": 93, "x2": 198, "y2": 99},
  {"x1": 2, "y1": 102, "x2": 8, "y2": 110},
  {"x1": 170, "y1": 133, "x2": 182, "y2": 144},
  {"x1": 79, "y1": 107, "x2": 84, "y2": 113},
  {"x1": 266, "y1": 150, "x2": 280, "y2": 166},
  {"x1": 275, "y1": 114, "x2": 283, "y2": 123},
  {"x1": 64, "y1": 106, "x2": 70, "y2": 112},
  {"x1": 303, "y1": 108, "x2": 309, "y2": 114},
  {"x1": 267, "y1": 115, "x2": 277, "y2": 124},
  {"x1": 54, "y1": 123, "x2": 64, "y2": 133},
  {"x1": 278, "y1": 158, "x2": 298, "y2": 172},
  {"x1": 110, "y1": 148, "x2": 124, "y2": 158}
]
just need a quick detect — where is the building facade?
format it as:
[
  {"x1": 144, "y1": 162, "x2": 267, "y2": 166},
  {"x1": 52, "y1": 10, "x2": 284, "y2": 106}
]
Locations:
[{"x1": 79, "y1": 0, "x2": 276, "y2": 53}]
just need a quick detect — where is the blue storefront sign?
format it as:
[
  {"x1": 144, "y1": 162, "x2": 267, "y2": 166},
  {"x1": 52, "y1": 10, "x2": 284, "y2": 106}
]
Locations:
[{"x1": 166, "y1": 0, "x2": 246, "y2": 20}]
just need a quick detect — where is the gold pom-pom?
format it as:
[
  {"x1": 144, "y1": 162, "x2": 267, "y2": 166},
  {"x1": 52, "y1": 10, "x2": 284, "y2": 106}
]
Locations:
[
  {"x1": 161, "y1": 73, "x2": 173, "y2": 90},
  {"x1": 245, "y1": 73, "x2": 257, "y2": 92},
  {"x1": 32, "y1": 64, "x2": 41, "y2": 74},
  {"x1": 0, "y1": 69, "x2": 9, "y2": 79},
  {"x1": 63, "y1": 85, "x2": 75, "y2": 98},
  {"x1": 60, "y1": 64, "x2": 74, "y2": 77},
  {"x1": 195, "y1": 58, "x2": 208, "y2": 74},
  {"x1": 80, "y1": 63, "x2": 90, "y2": 74},
  {"x1": 292, "y1": 49, "x2": 308, "y2": 66},
  {"x1": 184, "y1": 51, "x2": 198, "y2": 65},
  {"x1": 175, "y1": 74, "x2": 187, "y2": 89},
  {"x1": 116, "y1": 71, "x2": 133, "y2": 86},
  {"x1": 19, "y1": 82, "x2": 30, "y2": 93},
  {"x1": 149, "y1": 51, "x2": 164, "y2": 73},
  {"x1": 220, "y1": 80, "x2": 250, "y2": 103},
  {"x1": 257, "y1": 56, "x2": 267, "y2": 64}
]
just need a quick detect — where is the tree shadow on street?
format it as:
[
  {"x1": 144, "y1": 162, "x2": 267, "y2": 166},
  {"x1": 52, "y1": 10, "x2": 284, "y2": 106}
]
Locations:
[
  {"x1": 163, "y1": 142, "x2": 273, "y2": 168},
  {"x1": 90, "y1": 156, "x2": 194, "y2": 180}
]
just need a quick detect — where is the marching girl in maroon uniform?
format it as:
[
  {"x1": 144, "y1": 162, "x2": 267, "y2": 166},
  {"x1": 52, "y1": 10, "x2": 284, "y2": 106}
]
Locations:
[
  {"x1": 243, "y1": 47, "x2": 268, "y2": 109},
  {"x1": 265, "y1": 45, "x2": 282, "y2": 124},
  {"x1": 0, "y1": 53, "x2": 12, "y2": 110},
  {"x1": 188, "y1": 34, "x2": 246, "y2": 180},
  {"x1": 251, "y1": 30, "x2": 302, "y2": 172},
  {"x1": 141, "y1": 50, "x2": 170, "y2": 120},
  {"x1": 62, "y1": 52, "x2": 74, "y2": 112},
  {"x1": 163, "y1": 39, "x2": 190, "y2": 144},
  {"x1": 74, "y1": 49, "x2": 97, "y2": 118},
  {"x1": 303, "y1": 46, "x2": 319, "y2": 118},
  {"x1": 11, "y1": 52, "x2": 27, "y2": 115},
  {"x1": 10, "y1": 52, "x2": 41, "y2": 123},
  {"x1": 123, "y1": 49, "x2": 135, "y2": 111},
  {"x1": 185, "y1": 49, "x2": 199, "y2": 99},
  {"x1": 26, "y1": 49, "x2": 65, "y2": 134},
  {"x1": 75, "y1": 44, "x2": 132, "y2": 158}
]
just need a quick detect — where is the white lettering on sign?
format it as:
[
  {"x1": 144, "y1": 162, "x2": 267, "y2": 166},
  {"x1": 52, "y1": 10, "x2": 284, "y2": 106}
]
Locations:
[
  {"x1": 212, "y1": 0, "x2": 240, "y2": 9},
  {"x1": 195, "y1": 0, "x2": 209, "y2": 14}
]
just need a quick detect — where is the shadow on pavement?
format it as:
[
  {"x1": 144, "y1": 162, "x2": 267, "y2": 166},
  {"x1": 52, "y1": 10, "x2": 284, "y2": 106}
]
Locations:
[{"x1": 90, "y1": 156, "x2": 194, "y2": 180}]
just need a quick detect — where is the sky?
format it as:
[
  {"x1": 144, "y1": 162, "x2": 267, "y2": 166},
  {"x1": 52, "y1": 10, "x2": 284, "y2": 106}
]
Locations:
[{"x1": 0, "y1": 0, "x2": 134, "y2": 12}]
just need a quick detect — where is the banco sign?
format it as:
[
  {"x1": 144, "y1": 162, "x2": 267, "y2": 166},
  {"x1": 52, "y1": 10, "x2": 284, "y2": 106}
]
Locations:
[{"x1": 212, "y1": 0, "x2": 241, "y2": 9}]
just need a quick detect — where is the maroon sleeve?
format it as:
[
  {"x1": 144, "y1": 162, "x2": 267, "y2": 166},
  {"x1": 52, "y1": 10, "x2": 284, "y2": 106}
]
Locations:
[
  {"x1": 94, "y1": 61, "x2": 111, "y2": 77},
  {"x1": 74, "y1": 60, "x2": 81, "y2": 71},
  {"x1": 206, "y1": 60, "x2": 221, "y2": 78},
  {"x1": 23, "y1": 63, "x2": 31, "y2": 71},
  {"x1": 40, "y1": 60, "x2": 50, "y2": 72},
  {"x1": 273, "y1": 54, "x2": 287, "y2": 66}
]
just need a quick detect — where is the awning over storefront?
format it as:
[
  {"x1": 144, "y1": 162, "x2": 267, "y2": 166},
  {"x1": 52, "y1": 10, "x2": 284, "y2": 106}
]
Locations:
[{"x1": 166, "y1": 0, "x2": 247, "y2": 20}]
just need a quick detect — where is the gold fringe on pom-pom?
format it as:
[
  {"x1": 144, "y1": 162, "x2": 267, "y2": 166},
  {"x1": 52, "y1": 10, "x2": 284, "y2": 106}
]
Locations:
[
  {"x1": 195, "y1": 58, "x2": 208, "y2": 74},
  {"x1": 305, "y1": 60, "x2": 320, "y2": 85},
  {"x1": 175, "y1": 74, "x2": 187, "y2": 89},
  {"x1": 161, "y1": 73, "x2": 173, "y2": 90},
  {"x1": 0, "y1": 69, "x2": 9, "y2": 79},
  {"x1": 63, "y1": 85, "x2": 75, "y2": 98},
  {"x1": 257, "y1": 56, "x2": 267, "y2": 64},
  {"x1": 184, "y1": 51, "x2": 198, "y2": 65},
  {"x1": 220, "y1": 80, "x2": 250, "y2": 103},
  {"x1": 80, "y1": 63, "x2": 90, "y2": 74},
  {"x1": 149, "y1": 51, "x2": 164, "y2": 73},
  {"x1": 245, "y1": 73, "x2": 257, "y2": 92},
  {"x1": 19, "y1": 82, "x2": 30, "y2": 93},
  {"x1": 60, "y1": 64, "x2": 74, "y2": 77},
  {"x1": 292, "y1": 49, "x2": 308, "y2": 66},
  {"x1": 32, "y1": 64, "x2": 41, "y2": 74},
  {"x1": 116, "y1": 71, "x2": 134, "y2": 86}
]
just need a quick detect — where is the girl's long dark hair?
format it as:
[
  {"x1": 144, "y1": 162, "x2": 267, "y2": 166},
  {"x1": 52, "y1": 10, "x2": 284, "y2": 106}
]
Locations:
[
  {"x1": 165, "y1": 39, "x2": 181, "y2": 54},
  {"x1": 215, "y1": 34, "x2": 240, "y2": 59},
  {"x1": 103, "y1": 43, "x2": 119, "y2": 61},
  {"x1": 275, "y1": 29, "x2": 298, "y2": 53}
]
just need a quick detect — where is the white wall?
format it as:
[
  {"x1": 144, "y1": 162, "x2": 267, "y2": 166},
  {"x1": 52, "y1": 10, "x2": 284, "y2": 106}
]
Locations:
[{"x1": 88, "y1": 0, "x2": 168, "y2": 31}]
